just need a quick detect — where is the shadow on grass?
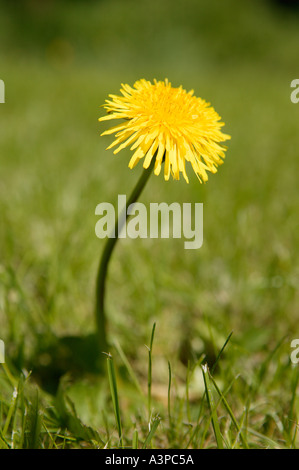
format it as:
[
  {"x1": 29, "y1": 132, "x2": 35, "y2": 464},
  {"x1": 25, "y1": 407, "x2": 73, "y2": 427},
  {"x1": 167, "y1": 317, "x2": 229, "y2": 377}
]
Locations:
[{"x1": 23, "y1": 333, "x2": 106, "y2": 395}]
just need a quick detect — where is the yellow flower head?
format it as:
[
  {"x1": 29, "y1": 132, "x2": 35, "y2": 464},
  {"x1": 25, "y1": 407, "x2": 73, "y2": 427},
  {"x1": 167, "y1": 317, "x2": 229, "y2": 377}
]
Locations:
[{"x1": 99, "y1": 79, "x2": 230, "y2": 183}]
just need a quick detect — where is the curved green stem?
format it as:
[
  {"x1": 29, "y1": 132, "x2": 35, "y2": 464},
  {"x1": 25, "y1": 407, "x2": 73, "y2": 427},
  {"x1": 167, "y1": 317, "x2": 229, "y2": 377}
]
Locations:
[{"x1": 95, "y1": 158, "x2": 156, "y2": 352}]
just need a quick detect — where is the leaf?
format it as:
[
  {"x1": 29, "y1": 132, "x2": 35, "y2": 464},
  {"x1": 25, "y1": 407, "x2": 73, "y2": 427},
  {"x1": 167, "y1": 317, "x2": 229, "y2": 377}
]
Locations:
[{"x1": 55, "y1": 379, "x2": 103, "y2": 445}]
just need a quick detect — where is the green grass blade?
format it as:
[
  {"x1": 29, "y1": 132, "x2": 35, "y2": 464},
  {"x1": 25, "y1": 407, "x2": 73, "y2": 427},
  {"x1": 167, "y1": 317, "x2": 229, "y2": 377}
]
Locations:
[
  {"x1": 24, "y1": 389, "x2": 41, "y2": 449},
  {"x1": 186, "y1": 360, "x2": 192, "y2": 423},
  {"x1": 142, "y1": 414, "x2": 161, "y2": 449},
  {"x1": 254, "y1": 335, "x2": 288, "y2": 396},
  {"x1": 167, "y1": 360, "x2": 172, "y2": 426},
  {"x1": 147, "y1": 322, "x2": 156, "y2": 418},
  {"x1": 209, "y1": 373, "x2": 249, "y2": 449},
  {"x1": 132, "y1": 429, "x2": 139, "y2": 449},
  {"x1": 211, "y1": 331, "x2": 233, "y2": 374},
  {"x1": 202, "y1": 364, "x2": 224, "y2": 449},
  {"x1": 106, "y1": 354, "x2": 123, "y2": 447},
  {"x1": 288, "y1": 367, "x2": 299, "y2": 440},
  {"x1": 113, "y1": 339, "x2": 144, "y2": 396},
  {"x1": 14, "y1": 374, "x2": 26, "y2": 449},
  {"x1": 246, "y1": 427, "x2": 282, "y2": 449},
  {"x1": 2, "y1": 387, "x2": 18, "y2": 438}
]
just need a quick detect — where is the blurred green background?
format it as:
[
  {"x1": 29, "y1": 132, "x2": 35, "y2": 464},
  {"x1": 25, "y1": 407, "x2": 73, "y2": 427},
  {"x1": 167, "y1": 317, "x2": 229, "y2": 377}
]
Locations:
[{"x1": 0, "y1": 0, "x2": 299, "y2": 443}]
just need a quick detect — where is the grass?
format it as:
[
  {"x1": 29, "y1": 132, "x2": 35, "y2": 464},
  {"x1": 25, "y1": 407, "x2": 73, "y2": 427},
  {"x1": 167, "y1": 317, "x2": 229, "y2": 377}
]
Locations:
[
  {"x1": 1, "y1": 0, "x2": 299, "y2": 449},
  {"x1": 1, "y1": 329, "x2": 297, "y2": 449}
]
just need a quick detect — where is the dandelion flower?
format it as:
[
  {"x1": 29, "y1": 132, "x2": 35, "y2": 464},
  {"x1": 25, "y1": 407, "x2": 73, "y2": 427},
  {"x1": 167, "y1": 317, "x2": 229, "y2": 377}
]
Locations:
[{"x1": 99, "y1": 79, "x2": 230, "y2": 183}]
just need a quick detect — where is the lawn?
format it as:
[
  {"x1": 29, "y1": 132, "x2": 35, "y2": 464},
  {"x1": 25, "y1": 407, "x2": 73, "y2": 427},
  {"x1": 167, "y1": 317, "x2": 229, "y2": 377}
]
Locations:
[{"x1": 0, "y1": 0, "x2": 299, "y2": 449}]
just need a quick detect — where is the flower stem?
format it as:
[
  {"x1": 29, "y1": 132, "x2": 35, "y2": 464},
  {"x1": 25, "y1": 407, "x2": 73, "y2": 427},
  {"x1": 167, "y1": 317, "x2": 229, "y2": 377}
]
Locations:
[{"x1": 95, "y1": 158, "x2": 156, "y2": 352}]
